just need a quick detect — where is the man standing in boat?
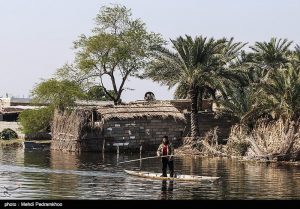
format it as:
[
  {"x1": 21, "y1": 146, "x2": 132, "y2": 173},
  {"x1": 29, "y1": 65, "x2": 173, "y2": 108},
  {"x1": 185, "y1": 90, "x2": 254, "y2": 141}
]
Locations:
[{"x1": 157, "y1": 136, "x2": 174, "y2": 177}]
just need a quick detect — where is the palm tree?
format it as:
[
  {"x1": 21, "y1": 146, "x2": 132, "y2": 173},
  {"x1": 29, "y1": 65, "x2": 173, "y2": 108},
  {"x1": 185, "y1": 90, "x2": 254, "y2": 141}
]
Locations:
[
  {"x1": 295, "y1": 44, "x2": 300, "y2": 55},
  {"x1": 218, "y1": 85, "x2": 256, "y2": 121},
  {"x1": 293, "y1": 44, "x2": 300, "y2": 63},
  {"x1": 173, "y1": 82, "x2": 217, "y2": 110},
  {"x1": 256, "y1": 62, "x2": 300, "y2": 121},
  {"x1": 249, "y1": 38, "x2": 293, "y2": 79},
  {"x1": 145, "y1": 35, "x2": 245, "y2": 140}
]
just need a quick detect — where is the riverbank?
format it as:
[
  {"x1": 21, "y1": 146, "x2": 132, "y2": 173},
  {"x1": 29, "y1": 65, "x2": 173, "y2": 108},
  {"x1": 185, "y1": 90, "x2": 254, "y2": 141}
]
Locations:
[
  {"x1": 175, "y1": 118, "x2": 300, "y2": 163},
  {"x1": 0, "y1": 139, "x2": 51, "y2": 149},
  {"x1": 0, "y1": 138, "x2": 24, "y2": 147},
  {"x1": 175, "y1": 144, "x2": 300, "y2": 166}
]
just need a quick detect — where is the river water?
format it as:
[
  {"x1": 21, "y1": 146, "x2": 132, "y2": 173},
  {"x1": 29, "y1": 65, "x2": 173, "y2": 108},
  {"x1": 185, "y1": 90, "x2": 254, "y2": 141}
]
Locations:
[{"x1": 0, "y1": 146, "x2": 300, "y2": 200}]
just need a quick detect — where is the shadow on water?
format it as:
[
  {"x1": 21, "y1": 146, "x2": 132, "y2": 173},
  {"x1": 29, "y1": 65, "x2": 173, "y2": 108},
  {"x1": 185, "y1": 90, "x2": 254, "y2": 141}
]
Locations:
[{"x1": 1, "y1": 147, "x2": 300, "y2": 199}]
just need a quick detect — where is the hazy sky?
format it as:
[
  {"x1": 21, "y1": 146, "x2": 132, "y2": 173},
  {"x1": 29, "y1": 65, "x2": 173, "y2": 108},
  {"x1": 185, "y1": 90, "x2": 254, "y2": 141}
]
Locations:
[{"x1": 0, "y1": 0, "x2": 299, "y2": 101}]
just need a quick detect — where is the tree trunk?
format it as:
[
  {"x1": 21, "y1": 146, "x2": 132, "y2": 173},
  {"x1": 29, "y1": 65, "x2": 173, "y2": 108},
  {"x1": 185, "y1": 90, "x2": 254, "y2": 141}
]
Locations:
[
  {"x1": 189, "y1": 87, "x2": 200, "y2": 140},
  {"x1": 198, "y1": 87, "x2": 203, "y2": 111},
  {"x1": 113, "y1": 98, "x2": 122, "y2": 105}
]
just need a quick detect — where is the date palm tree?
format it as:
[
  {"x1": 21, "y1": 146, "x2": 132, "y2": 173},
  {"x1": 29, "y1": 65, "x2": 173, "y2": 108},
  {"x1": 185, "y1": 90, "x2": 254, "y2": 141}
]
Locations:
[
  {"x1": 294, "y1": 44, "x2": 300, "y2": 63},
  {"x1": 145, "y1": 35, "x2": 245, "y2": 140},
  {"x1": 218, "y1": 85, "x2": 256, "y2": 121},
  {"x1": 249, "y1": 38, "x2": 293, "y2": 79},
  {"x1": 257, "y1": 62, "x2": 300, "y2": 121}
]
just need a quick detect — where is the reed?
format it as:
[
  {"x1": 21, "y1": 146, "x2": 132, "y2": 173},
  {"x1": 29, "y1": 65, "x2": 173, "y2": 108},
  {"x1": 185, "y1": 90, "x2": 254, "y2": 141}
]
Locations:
[{"x1": 227, "y1": 118, "x2": 300, "y2": 160}]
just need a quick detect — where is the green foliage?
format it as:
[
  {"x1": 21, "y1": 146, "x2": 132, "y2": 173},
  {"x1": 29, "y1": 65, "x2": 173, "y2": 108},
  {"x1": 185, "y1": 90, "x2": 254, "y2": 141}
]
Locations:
[
  {"x1": 59, "y1": 4, "x2": 164, "y2": 104},
  {"x1": 144, "y1": 35, "x2": 245, "y2": 137},
  {"x1": 218, "y1": 86, "x2": 255, "y2": 120},
  {"x1": 18, "y1": 107, "x2": 54, "y2": 134},
  {"x1": 217, "y1": 38, "x2": 300, "y2": 125},
  {"x1": 145, "y1": 35, "x2": 224, "y2": 87},
  {"x1": 250, "y1": 38, "x2": 292, "y2": 71},
  {"x1": 0, "y1": 128, "x2": 18, "y2": 140},
  {"x1": 145, "y1": 35, "x2": 246, "y2": 100},
  {"x1": 31, "y1": 79, "x2": 85, "y2": 112},
  {"x1": 256, "y1": 62, "x2": 300, "y2": 121},
  {"x1": 85, "y1": 85, "x2": 116, "y2": 101}
]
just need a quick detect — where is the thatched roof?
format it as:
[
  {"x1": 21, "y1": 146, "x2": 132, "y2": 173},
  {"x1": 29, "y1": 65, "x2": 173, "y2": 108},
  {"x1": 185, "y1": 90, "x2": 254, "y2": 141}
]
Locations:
[{"x1": 96, "y1": 103, "x2": 186, "y2": 121}]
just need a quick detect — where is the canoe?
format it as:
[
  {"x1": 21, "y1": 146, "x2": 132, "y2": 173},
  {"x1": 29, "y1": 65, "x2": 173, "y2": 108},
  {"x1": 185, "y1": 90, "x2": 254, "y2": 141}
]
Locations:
[{"x1": 124, "y1": 169, "x2": 220, "y2": 182}]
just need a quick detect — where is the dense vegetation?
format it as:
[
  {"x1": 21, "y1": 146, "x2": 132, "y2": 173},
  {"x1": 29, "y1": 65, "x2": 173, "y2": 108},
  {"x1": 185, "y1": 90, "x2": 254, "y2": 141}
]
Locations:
[
  {"x1": 18, "y1": 79, "x2": 114, "y2": 134},
  {"x1": 145, "y1": 37, "x2": 300, "y2": 138},
  {"x1": 18, "y1": 4, "x2": 300, "y2": 160},
  {"x1": 144, "y1": 36, "x2": 245, "y2": 139},
  {"x1": 55, "y1": 5, "x2": 164, "y2": 105},
  {"x1": 18, "y1": 107, "x2": 54, "y2": 134}
]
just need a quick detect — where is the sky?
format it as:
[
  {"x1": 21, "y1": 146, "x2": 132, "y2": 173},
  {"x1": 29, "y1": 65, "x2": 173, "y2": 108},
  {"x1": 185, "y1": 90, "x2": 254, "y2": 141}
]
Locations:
[{"x1": 0, "y1": 0, "x2": 299, "y2": 102}]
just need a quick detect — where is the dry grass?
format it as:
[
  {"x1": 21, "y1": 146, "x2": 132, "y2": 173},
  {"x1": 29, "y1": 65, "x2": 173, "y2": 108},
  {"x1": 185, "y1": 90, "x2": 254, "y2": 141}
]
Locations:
[
  {"x1": 226, "y1": 125, "x2": 250, "y2": 156},
  {"x1": 226, "y1": 118, "x2": 300, "y2": 160},
  {"x1": 96, "y1": 102, "x2": 186, "y2": 121},
  {"x1": 51, "y1": 108, "x2": 105, "y2": 150},
  {"x1": 177, "y1": 118, "x2": 300, "y2": 161},
  {"x1": 176, "y1": 128, "x2": 227, "y2": 157}
]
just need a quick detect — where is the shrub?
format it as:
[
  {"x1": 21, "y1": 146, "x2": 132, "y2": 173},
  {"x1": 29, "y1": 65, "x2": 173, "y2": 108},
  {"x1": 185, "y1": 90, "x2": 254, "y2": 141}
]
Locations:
[
  {"x1": 226, "y1": 119, "x2": 300, "y2": 160},
  {"x1": 226, "y1": 125, "x2": 251, "y2": 156},
  {"x1": 228, "y1": 140, "x2": 250, "y2": 156},
  {"x1": 18, "y1": 107, "x2": 54, "y2": 134},
  {"x1": 0, "y1": 128, "x2": 18, "y2": 140}
]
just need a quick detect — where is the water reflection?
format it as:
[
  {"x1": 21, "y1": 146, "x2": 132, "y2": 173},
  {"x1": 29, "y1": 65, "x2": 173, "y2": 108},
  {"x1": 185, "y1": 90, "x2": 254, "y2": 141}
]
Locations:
[
  {"x1": 160, "y1": 180, "x2": 174, "y2": 200},
  {"x1": 0, "y1": 147, "x2": 300, "y2": 199}
]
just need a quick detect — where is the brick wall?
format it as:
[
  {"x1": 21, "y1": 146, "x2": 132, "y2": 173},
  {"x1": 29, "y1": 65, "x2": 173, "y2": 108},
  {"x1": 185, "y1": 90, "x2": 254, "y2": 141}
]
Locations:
[
  {"x1": 102, "y1": 118, "x2": 186, "y2": 151},
  {"x1": 51, "y1": 111, "x2": 237, "y2": 153}
]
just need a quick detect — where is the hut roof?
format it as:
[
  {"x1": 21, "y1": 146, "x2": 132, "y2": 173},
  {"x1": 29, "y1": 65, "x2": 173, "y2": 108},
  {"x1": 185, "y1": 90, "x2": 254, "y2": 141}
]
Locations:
[{"x1": 96, "y1": 103, "x2": 186, "y2": 121}]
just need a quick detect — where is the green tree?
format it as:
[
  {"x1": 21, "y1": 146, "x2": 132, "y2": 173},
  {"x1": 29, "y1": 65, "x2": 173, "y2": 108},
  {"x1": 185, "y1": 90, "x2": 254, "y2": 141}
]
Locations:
[
  {"x1": 58, "y1": 4, "x2": 164, "y2": 105},
  {"x1": 19, "y1": 79, "x2": 85, "y2": 134},
  {"x1": 293, "y1": 44, "x2": 300, "y2": 64},
  {"x1": 144, "y1": 35, "x2": 245, "y2": 139},
  {"x1": 31, "y1": 79, "x2": 85, "y2": 112},
  {"x1": 217, "y1": 84, "x2": 268, "y2": 129},
  {"x1": 249, "y1": 38, "x2": 293, "y2": 79},
  {"x1": 85, "y1": 85, "x2": 116, "y2": 101},
  {"x1": 18, "y1": 107, "x2": 54, "y2": 134},
  {"x1": 256, "y1": 62, "x2": 300, "y2": 121}
]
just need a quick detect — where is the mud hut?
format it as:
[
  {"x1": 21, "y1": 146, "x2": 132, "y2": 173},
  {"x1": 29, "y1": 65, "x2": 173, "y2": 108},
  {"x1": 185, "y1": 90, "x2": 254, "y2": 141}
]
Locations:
[{"x1": 51, "y1": 102, "x2": 186, "y2": 152}]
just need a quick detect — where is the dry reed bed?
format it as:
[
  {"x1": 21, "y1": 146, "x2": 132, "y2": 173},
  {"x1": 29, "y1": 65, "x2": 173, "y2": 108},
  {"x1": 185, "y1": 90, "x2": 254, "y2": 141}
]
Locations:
[
  {"x1": 178, "y1": 119, "x2": 300, "y2": 161},
  {"x1": 227, "y1": 119, "x2": 300, "y2": 160}
]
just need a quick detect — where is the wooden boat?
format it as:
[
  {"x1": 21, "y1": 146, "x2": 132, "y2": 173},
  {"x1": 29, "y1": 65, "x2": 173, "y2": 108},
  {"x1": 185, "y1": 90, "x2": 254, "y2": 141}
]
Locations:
[{"x1": 124, "y1": 169, "x2": 220, "y2": 182}]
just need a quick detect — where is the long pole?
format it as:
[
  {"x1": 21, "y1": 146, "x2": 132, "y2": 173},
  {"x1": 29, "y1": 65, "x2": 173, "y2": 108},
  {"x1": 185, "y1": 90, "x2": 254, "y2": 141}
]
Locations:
[{"x1": 118, "y1": 155, "x2": 174, "y2": 164}]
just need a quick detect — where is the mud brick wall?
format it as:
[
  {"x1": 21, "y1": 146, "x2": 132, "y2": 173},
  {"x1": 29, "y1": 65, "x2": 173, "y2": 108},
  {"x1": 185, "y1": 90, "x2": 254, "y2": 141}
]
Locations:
[
  {"x1": 184, "y1": 112, "x2": 238, "y2": 142},
  {"x1": 51, "y1": 112, "x2": 236, "y2": 153},
  {"x1": 102, "y1": 118, "x2": 186, "y2": 151}
]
